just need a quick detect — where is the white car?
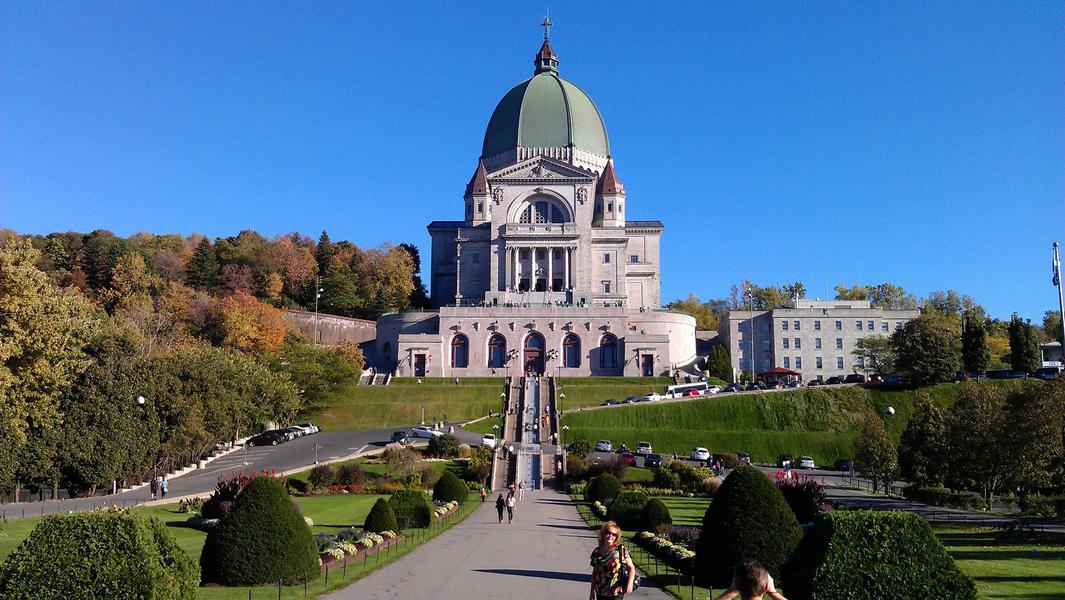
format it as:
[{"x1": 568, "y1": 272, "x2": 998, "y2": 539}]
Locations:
[
  {"x1": 797, "y1": 455, "x2": 816, "y2": 469},
  {"x1": 481, "y1": 434, "x2": 497, "y2": 448},
  {"x1": 690, "y1": 447, "x2": 710, "y2": 461},
  {"x1": 295, "y1": 422, "x2": 320, "y2": 436},
  {"x1": 596, "y1": 439, "x2": 613, "y2": 452},
  {"x1": 705, "y1": 386, "x2": 722, "y2": 395},
  {"x1": 642, "y1": 392, "x2": 663, "y2": 401},
  {"x1": 411, "y1": 425, "x2": 443, "y2": 439},
  {"x1": 635, "y1": 441, "x2": 652, "y2": 455}
]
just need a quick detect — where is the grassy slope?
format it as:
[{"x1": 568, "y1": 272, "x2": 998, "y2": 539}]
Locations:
[
  {"x1": 562, "y1": 381, "x2": 1031, "y2": 465},
  {"x1": 307, "y1": 379, "x2": 506, "y2": 431},
  {"x1": 558, "y1": 377, "x2": 673, "y2": 410}
]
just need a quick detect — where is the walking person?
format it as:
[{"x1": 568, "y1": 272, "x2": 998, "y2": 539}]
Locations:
[
  {"x1": 495, "y1": 493, "x2": 505, "y2": 524},
  {"x1": 149, "y1": 476, "x2": 159, "y2": 501},
  {"x1": 480, "y1": 486, "x2": 487, "y2": 502},
  {"x1": 505, "y1": 492, "x2": 515, "y2": 523},
  {"x1": 589, "y1": 520, "x2": 635, "y2": 600},
  {"x1": 712, "y1": 560, "x2": 788, "y2": 600},
  {"x1": 160, "y1": 476, "x2": 168, "y2": 499},
  {"x1": 518, "y1": 480, "x2": 525, "y2": 501}
]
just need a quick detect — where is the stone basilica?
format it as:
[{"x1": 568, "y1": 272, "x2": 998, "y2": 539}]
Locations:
[{"x1": 375, "y1": 33, "x2": 696, "y2": 378}]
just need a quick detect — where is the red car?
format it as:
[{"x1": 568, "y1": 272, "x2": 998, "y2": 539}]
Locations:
[
  {"x1": 682, "y1": 389, "x2": 701, "y2": 397},
  {"x1": 619, "y1": 452, "x2": 637, "y2": 466}
]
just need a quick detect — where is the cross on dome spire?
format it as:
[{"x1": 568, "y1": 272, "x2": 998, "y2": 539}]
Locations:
[
  {"x1": 534, "y1": 17, "x2": 559, "y2": 74},
  {"x1": 541, "y1": 16, "x2": 552, "y2": 40}
]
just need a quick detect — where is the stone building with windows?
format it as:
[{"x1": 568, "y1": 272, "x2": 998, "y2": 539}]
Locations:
[
  {"x1": 719, "y1": 299, "x2": 920, "y2": 382},
  {"x1": 374, "y1": 35, "x2": 696, "y2": 378}
]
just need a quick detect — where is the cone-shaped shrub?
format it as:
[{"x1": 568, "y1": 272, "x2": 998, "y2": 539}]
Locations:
[
  {"x1": 199, "y1": 476, "x2": 319, "y2": 585},
  {"x1": 695, "y1": 466, "x2": 802, "y2": 587},
  {"x1": 364, "y1": 498, "x2": 399, "y2": 533},
  {"x1": 643, "y1": 498, "x2": 673, "y2": 534},
  {"x1": 0, "y1": 511, "x2": 197, "y2": 599},
  {"x1": 432, "y1": 470, "x2": 468, "y2": 504},
  {"x1": 584, "y1": 472, "x2": 621, "y2": 504},
  {"x1": 388, "y1": 489, "x2": 434, "y2": 528},
  {"x1": 606, "y1": 490, "x2": 649, "y2": 531},
  {"x1": 781, "y1": 510, "x2": 976, "y2": 600}
]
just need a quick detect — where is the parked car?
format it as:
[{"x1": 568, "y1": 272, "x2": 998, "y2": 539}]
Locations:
[
  {"x1": 867, "y1": 374, "x2": 884, "y2": 383},
  {"x1": 833, "y1": 458, "x2": 855, "y2": 472},
  {"x1": 390, "y1": 431, "x2": 409, "y2": 445},
  {"x1": 623, "y1": 396, "x2": 638, "y2": 404},
  {"x1": 825, "y1": 376, "x2": 844, "y2": 385},
  {"x1": 642, "y1": 392, "x2": 663, "y2": 401},
  {"x1": 806, "y1": 379, "x2": 823, "y2": 387},
  {"x1": 883, "y1": 374, "x2": 905, "y2": 384},
  {"x1": 682, "y1": 389, "x2": 701, "y2": 397},
  {"x1": 769, "y1": 381, "x2": 785, "y2": 390},
  {"x1": 411, "y1": 425, "x2": 443, "y2": 439},
  {"x1": 635, "y1": 441, "x2": 653, "y2": 455},
  {"x1": 737, "y1": 452, "x2": 751, "y2": 464},
  {"x1": 619, "y1": 452, "x2": 637, "y2": 466},
  {"x1": 744, "y1": 383, "x2": 762, "y2": 392},
  {"x1": 603, "y1": 399, "x2": 620, "y2": 406},
  {"x1": 644, "y1": 453, "x2": 665, "y2": 468},
  {"x1": 706, "y1": 385, "x2": 722, "y2": 394},
  {"x1": 723, "y1": 383, "x2": 742, "y2": 393},
  {"x1": 690, "y1": 447, "x2": 710, "y2": 461},
  {"x1": 481, "y1": 433, "x2": 498, "y2": 448},
  {"x1": 596, "y1": 439, "x2": 613, "y2": 452},
  {"x1": 281, "y1": 426, "x2": 303, "y2": 440},
  {"x1": 797, "y1": 455, "x2": 816, "y2": 469},
  {"x1": 247, "y1": 430, "x2": 285, "y2": 447},
  {"x1": 844, "y1": 374, "x2": 866, "y2": 384},
  {"x1": 786, "y1": 380, "x2": 802, "y2": 388},
  {"x1": 295, "y1": 422, "x2": 320, "y2": 435}
]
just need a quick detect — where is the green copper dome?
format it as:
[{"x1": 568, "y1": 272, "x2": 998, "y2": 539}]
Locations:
[{"x1": 481, "y1": 42, "x2": 610, "y2": 158}]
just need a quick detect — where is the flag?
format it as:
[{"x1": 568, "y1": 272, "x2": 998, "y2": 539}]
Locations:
[{"x1": 1054, "y1": 254, "x2": 1061, "y2": 287}]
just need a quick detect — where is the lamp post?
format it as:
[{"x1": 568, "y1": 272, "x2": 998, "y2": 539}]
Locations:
[
  {"x1": 313, "y1": 275, "x2": 324, "y2": 347},
  {"x1": 561, "y1": 424, "x2": 570, "y2": 485}
]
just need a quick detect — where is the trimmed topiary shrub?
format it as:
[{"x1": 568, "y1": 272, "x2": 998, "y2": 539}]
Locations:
[
  {"x1": 427, "y1": 434, "x2": 461, "y2": 458},
  {"x1": 388, "y1": 489, "x2": 434, "y2": 528},
  {"x1": 364, "y1": 498, "x2": 399, "y2": 533},
  {"x1": 199, "y1": 476, "x2": 319, "y2": 585},
  {"x1": 584, "y1": 472, "x2": 621, "y2": 504},
  {"x1": 606, "y1": 490, "x2": 650, "y2": 531},
  {"x1": 781, "y1": 510, "x2": 976, "y2": 600},
  {"x1": 644, "y1": 498, "x2": 673, "y2": 534},
  {"x1": 695, "y1": 465, "x2": 802, "y2": 587},
  {"x1": 308, "y1": 464, "x2": 336, "y2": 489},
  {"x1": 433, "y1": 470, "x2": 468, "y2": 504},
  {"x1": 0, "y1": 511, "x2": 197, "y2": 599}
]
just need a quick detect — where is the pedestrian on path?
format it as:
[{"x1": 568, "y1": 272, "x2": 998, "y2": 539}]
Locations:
[
  {"x1": 518, "y1": 480, "x2": 526, "y2": 501},
  {"x1": 495, "y1": 494, "x2": 505, "y2": 523},
  {"x1": 712, "y1": 560, "x2": 788, "y2": 600},
  {"x1": 149, "y1": 476, "x2": 159, "y2": 501},
  {"x1": 506, "y1": 492, "x2": 515, "y2": 523},
  {"x1": 160, "y1": 476, "x2": 168, "y2": 499},
  {"x1": 480, "y1": 487, "x2": 487, "y2": 502},
  {"x1": 589, "y1": 520, "x2": 634, "y2": 600}
]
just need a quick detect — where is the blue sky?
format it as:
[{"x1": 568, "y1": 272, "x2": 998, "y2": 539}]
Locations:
[{"x1": 2, "y1": 2, "x2": 1063, "y2": 322}]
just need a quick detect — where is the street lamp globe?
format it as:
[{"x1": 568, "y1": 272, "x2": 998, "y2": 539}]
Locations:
[
  {"x1": 885, "y1": 406, "x2": 896, "y2": 416},
  {"x1": 135, "y1": 396, "x2": 146, "y2": 406}
]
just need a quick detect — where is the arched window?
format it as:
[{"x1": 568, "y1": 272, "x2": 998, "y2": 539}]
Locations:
[
  {"x1": 487, "y1": 334, "x2": 507, "y2": 368},
  {"x1": 451, "y1": 334, "x2": 469, "y2": 369},
  {"x1": 563, "y1": 334, "x2": 581, "y2": 368},
  {"x1": 599, "y1": 334, "x2": 618, "y2": 369},
  {"x1": 524, "y1": 331, "x2": 546, "y2": 376},
  {"x1": 517, "y1": 198, "x2": 569, "y2": 224}
]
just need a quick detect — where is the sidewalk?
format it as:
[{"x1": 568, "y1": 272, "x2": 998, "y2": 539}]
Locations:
[{"x1": 324, "y1": 487, "x2": 669, "y2": 600}]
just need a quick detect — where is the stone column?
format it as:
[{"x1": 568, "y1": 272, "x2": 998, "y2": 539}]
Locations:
[
  {"x1": 454, "y1": 240, "x2": 462, "y2": 303},
  {"x1": 564, "y1": 247, "x2": 571, "y2": 290},
  {"x1": 547, "y1": 246, "x2": 554, "y2": 291}
]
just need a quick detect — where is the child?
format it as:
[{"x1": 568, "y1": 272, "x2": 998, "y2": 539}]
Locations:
[{"x1": 713, "y1": 561, "x2": 788, "y2": 600}]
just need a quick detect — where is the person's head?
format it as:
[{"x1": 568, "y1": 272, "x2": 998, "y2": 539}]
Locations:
[
  {"x1": 598, "y1": 521, "x2": 622, "y2": 549},
  {"x1": 498, "y1": 493, "x2": 503, "y2": 500},
  {"x1": 734, "y1": 560, "x2": 770, "y2": 598}
]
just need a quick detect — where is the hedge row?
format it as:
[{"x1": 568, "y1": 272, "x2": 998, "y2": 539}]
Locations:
[{"x1": 902, "y1": 486, "x2": 984, "y2": 511}]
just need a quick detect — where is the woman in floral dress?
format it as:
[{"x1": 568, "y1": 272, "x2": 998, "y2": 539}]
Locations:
[{"x1": 589, "y1": 520, "x2": 635, "y2": 599}]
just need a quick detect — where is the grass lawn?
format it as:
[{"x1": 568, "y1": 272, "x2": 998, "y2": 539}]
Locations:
[
  {"x1": 936, "y1": 526, "x2": 1065, "y2": 599},
  {"x1": 557, "y1": 377, "x2": 673, "y2": 410},
  {"x1": 285, "y1": 456, "x2": 466, "y2": 486},
  {"x1": 623, "y1": 467, "x2": 654, "y2": 484}
]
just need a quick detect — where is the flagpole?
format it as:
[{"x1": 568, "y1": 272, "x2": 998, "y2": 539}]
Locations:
[{"x1": 1054, "y1": 242, "x2": 1065, "y2": 351}]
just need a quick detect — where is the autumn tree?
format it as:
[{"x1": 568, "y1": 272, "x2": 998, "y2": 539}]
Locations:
[
  {"x1": 667, "y1": 293, "x2": 727, "y2": 331},
  {"x1": 834, "y1": 282, "x2": 918, "y2": 310},
  {"x1": 1004, "y1": 382, "x2": 1065, "y2": 493},
  {"x1": 216, "y1": 291, "x2": 286, "y2": 354},
  {"x1": 891, "y1": 314, "x2": 959, "y2": 384},
  {"x1": 898, "y1": 395, "x2": 949, "y2": 487},
  {"x1": 853, "y1": 336, "x2": 895, "y2": 375},
  {"x1": 853, "y1": 415, "x2": 898, "y2": 493},
  {"x1": 947, "y1": 382, "x2": 1009, "y2": 508}
]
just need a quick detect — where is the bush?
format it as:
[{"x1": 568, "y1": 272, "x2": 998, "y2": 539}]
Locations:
[
  {"x1": 782, "y1": 510, "x2": 976, "y2": 600},
  {"x1": 653, "y1": 467, "x2": 682, "y2": 491},
  {"x1": 433, "y1": 470, "x2": 468, "y2": 504},
  {"x1": 199, "y1": 477, "x2": 319, "y2": 585},
  {"x1": 427, "y1": 434, "x2": 461, "y2": 458},
  {"x1": 364, "y1": 498, "x2": 399, "y2": 533},
  {"x1": 201, "y1": 472, "x2": 256, "y2": 519},
  {"x1": 776, "y1": 474, "x2": 827, "y2": 523},
  {"x1": 567, "y1": 438, "x2": 594, "y2": 458},
  {"x1": 335, "y1": 464, "x2": 366, "y2": 485},
  {"x1": 695, "y1": 466, "x2": 802, "y2": 587},
  {"x1": 1019, "y1": 493, "x2": 1065, "y2": 517},
  {"x1": 902, "y1": 486, "x2": 983, "y2": 511},
  {"x1": 584, "y1": 473, "x2": 622, "y2": 504},
  {"x1": 308, "y1": 465, "x2": 336, "y2": 489},
  {"x1": 644, "y1": 498, "x2": 673, "y2": 534},
  {"x1": 606, "y1": 490, "x2": 650, "y2": 531},
  {"x1": 388, "y1": 489, "x2": 434, "y2": 528},
  {"x1": 0, "y1": 512, "x2": 197, "y2": 599}
]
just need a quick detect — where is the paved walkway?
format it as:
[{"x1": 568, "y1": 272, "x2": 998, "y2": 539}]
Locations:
[{"x1": 324, "y1": 487, "x2": 669, "y2": 600}]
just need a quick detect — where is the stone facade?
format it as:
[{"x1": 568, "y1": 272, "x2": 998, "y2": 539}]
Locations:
[
  {"x1": 718, "y1": 300, "x2": 920, "y2": 382},
  {"x1": 284, "y1": 309, "x2": 376, "y2": 346},
  {"x1": 375, "y1": 37, "x2": 696, "y2": 378}
]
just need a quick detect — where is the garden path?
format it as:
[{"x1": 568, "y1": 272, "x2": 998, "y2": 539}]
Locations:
[{"x1": 323, "y1": 487, "x2": 670, "y2": 600}]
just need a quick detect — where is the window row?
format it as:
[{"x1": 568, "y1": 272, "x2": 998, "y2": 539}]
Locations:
[
  {"x1": 782, "y1": 320, "x2": 903, "y2": 332},
  {"x1": 449, "y1": 333, "x2": 619, "y2": 369}
]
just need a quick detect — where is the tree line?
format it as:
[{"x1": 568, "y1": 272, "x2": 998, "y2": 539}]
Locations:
[{"x1": 0, "y1": 227, "x2": 412, "y2": 498}]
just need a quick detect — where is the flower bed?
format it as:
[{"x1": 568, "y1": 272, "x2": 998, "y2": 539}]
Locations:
[
  {"x1": 315, "y1": 528, "x2": 401, "y2": 570},
  {"x1": 434, "y1": 500, "x2": 460, "y2": 518},
  {"x1": 635, "y1": 531, "x2": 697, "y2": 575}
]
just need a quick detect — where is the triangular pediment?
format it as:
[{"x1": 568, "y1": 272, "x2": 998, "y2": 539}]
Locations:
[{"x1": 490, "y1": 156, "x2": 596, "y2": 183}]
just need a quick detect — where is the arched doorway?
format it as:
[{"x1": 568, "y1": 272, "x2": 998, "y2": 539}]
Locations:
[
  {"x1": 451, "y1": 334, "x2": 469, "y2": 369},
  {"x1": 487, "y1": 334, "x2": 507, "y2": 368},
  {"x1": 599, "y1": 334, "x2": 618, "y2": 369},
  {"x1": 563, "y1": 333, "x2": 581, "y2": 368},
  {"x1": 523, "y1": 332, "x2": 545, "y2": 376}
]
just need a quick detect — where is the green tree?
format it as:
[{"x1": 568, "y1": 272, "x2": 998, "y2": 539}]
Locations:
[
  {"x1": 961, "y1": 311, "x2": 990, "y2": 373},
  {"x1": 947, "y1": 382, "x2": 1009, "y2": 509},
  {"x1": 706, "y1": 345, "x2": 733, "y2": 382},
  {"x1": 852, "y1": 336, "x2": 895, "y2": 375},
  {"x1": 399, "y1": 242, "x2": 431, "y2": 309},
  {"x1": 891, "y1": 314, "x2": 959, "y2": 385},
  {"x1": 1004, "y1": 382, "x2": 1064, "y2": 493},
  {"x1": 314, "y1": 230, "x2": 333, "y2": 275},
  {"x1": 898, "y1": 395, "x2": 949, "y2": 487},
  {"x1": 1008, "y1": 314, "x2": 1040, "y2": 372},
  {"x1": 1042, "y1": 309, "x2": 1063, "y2": 345},
  {"x1": 667, "y1": 293, "x2": 721, "y2": 331},
  {"x1": 853, "y1": 415, "x2": 898, "y2": 493},
  {"x1": 185, "y1": 238, "x2": 219, "y2": 289}
]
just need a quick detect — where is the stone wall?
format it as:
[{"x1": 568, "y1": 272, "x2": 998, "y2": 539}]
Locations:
[{"x1": 284, "y1": 309, "x2": 377, "y2": 347}]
